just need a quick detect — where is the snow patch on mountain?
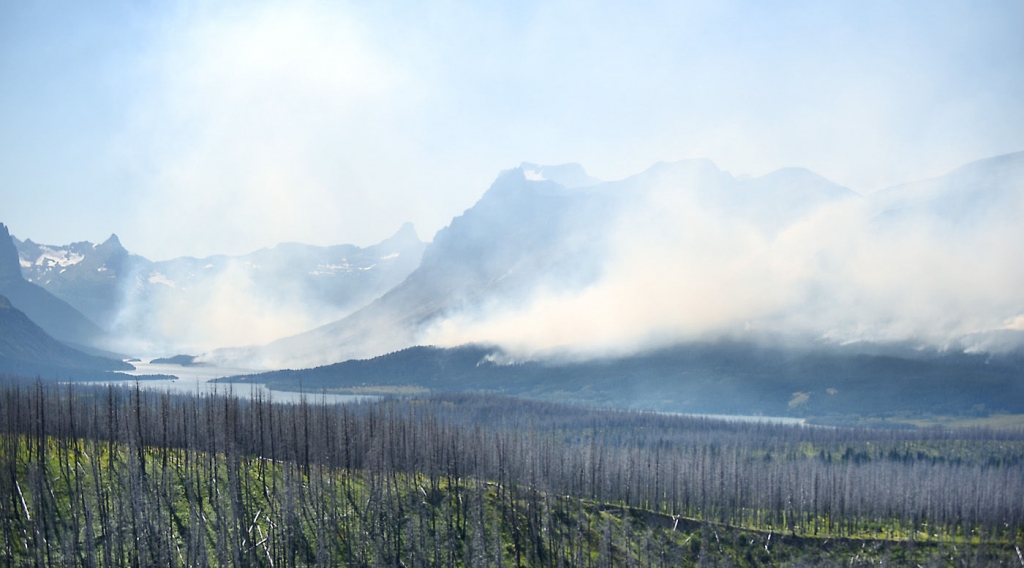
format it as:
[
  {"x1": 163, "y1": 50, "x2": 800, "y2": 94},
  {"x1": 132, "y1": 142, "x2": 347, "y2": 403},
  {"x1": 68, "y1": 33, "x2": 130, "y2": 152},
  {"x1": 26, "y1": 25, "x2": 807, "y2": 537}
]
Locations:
[
  {"x1": 519, "y1": 162, "x2": 600, "y2": 188},
  {"x1": 310, "y1": 262, "x2": 353, "y2": 275},
  {"x1": 33, "y1": 247, "x2": 84, "y2": 268},
  {"x1": 523, "y1": 168, "x2": 546, "y2": 182},
  {"x1": 147, "y1": 272, "x2": 175, "y2": 288}
]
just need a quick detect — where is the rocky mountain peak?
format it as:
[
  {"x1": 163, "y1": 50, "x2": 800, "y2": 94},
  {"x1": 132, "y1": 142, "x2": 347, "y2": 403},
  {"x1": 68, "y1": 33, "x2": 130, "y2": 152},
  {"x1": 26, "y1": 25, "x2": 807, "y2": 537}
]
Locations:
[
  {"x1": 0, "y1": 224, "x2": 24, "y2": 283},
  {"x1": 100, "y1": 233, "x2": 124, "y2": 250},
  {"x1": 381, "y1": 222, "x2": 421, "y2": 247}
]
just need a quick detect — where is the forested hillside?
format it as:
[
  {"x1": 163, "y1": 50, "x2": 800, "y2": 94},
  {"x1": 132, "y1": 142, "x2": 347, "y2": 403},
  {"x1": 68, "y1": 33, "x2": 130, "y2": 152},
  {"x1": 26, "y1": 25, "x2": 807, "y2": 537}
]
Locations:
[
  {"x1": 2, "y1": 379, "x2": 1021, "y2": 566},
  {"x1": 221, "y1": 343, "x2": 1024, "y2": 420}
]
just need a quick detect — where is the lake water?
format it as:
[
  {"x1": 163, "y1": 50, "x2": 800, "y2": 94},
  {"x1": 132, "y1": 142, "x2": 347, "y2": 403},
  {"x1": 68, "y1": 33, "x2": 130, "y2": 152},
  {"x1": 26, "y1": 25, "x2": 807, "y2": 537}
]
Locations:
[
  {"x1": 113, "y1": 364, "x2": 805, "y2": 422},
  {"x1": 692, "y1": 413, "x2": 805, "y2": 425},
  {"x1": 662, "y1": 411, "x2": 807, "y2": 426},
  {"x1": 103, "y1": 361, "x2": 376, "y2": 405}
]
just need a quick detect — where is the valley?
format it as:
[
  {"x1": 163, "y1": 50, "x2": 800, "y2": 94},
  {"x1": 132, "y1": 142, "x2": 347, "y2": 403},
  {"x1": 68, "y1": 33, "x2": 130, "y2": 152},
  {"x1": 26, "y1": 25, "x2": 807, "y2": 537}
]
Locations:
[
  {"x1": 5, "y1": 3, "x2": 1023, "y2": 564},
  {"x1": 2, "y1": 154, "x2": 1024, "y2": 566}
]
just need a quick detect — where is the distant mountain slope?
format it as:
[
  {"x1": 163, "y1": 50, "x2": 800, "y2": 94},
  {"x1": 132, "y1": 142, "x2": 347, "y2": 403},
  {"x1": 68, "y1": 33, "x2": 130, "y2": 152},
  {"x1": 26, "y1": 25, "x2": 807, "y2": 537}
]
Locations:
[
  {"x1": 0, "y1": 294, "x2": 132, "y2": 378},
  {"x1": 221, "y1": 341, "x2": 1024, "y2": 419},
  {"x1": 870, "y1": 150, "x2": 1024, "y2": 226},
  {"x1": 0, "y1": 223, "x2": 107, "y2": 348},
  {"x1": 218, "y1": 160, "x2": 858, "y2": 368},
  {"x1": 14, "y1": 222, "x2": 426, "y2": 353},
  {"x1": 608, "y1": 159, "x2": 858, "y2": 234}
]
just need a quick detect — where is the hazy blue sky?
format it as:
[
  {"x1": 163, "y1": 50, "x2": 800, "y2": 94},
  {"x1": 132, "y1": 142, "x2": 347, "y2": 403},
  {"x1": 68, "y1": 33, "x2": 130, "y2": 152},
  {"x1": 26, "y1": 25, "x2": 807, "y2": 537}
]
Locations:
[{"x1": 2, "y1": 1, "x2": 1022, "y2": 259}]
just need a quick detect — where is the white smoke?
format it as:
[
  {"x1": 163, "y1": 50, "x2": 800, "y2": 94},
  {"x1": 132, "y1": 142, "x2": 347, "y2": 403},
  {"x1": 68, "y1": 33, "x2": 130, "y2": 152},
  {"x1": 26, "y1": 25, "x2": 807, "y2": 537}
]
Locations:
[
  {"x1": 422, "y1": 155, "x2": 1024, "y2": 359},
  {"x1": 107, "y1": 258, "x2": 344, "y2": 357}
]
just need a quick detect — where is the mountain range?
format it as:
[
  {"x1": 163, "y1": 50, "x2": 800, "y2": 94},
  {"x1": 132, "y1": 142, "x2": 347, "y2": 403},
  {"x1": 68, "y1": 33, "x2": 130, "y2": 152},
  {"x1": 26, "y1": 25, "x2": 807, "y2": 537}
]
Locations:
[
  {"x1": 3, "y1": 152, "x2": 1023, "y2": 418},
  {"x1": 11, "y1": 222, "x2": 426, "y2": 354},
  {"x1": 210, "y1": 153, "x2": 1024, "y2": 369},
  {"x1": 194, "y1": 152, "x2": 1022, "y2": 419},
  {"x1": 221, "y1": 159, "x2": 859, "y2": 368},
  {"x1": 0, "y1": 223, "x2": 109, "y2": 350},
  {"x1": 211, "y1": 163, "x2": 630, "y2": 367}
]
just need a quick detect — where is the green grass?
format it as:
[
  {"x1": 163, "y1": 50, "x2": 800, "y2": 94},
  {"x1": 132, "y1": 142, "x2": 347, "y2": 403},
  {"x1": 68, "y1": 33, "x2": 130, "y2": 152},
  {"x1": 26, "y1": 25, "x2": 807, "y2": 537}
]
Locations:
[
  {"x1": 810, "y1": 412, "x2": 1024, "y2": 430},
  {"x1": 2, "y1": 434, "x2": 1021, "y2": 567}
]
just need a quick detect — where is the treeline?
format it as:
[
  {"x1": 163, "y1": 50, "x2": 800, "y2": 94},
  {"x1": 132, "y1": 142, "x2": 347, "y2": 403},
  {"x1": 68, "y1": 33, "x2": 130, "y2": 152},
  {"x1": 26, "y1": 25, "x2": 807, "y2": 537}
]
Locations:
[
  {"x1": 1, "y1": 378, "x2": 1022, "y2": 566},
  {"x1": 224, "y1": 343, "x2": 1024, "y2": 417}
]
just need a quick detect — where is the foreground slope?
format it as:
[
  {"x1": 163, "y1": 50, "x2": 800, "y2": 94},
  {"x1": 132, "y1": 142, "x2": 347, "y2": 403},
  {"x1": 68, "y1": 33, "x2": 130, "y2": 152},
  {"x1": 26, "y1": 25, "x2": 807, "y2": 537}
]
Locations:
[{"x1": 0, "y1": 294, "x2": 132, "y2": 378}]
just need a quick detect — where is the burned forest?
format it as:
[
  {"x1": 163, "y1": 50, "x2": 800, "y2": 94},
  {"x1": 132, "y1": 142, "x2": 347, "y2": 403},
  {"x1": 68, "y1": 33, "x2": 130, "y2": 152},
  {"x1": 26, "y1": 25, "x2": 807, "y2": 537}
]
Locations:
[{"x1": 1, "y1": 378, "x2": 1022, "y2": 567}]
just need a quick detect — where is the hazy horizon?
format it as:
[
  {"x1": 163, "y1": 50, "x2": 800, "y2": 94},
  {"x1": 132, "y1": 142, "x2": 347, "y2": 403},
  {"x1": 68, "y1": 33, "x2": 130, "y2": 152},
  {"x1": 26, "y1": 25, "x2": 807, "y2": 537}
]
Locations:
[
  {"x1": 4, "y1": 151, "x2": 1019, "y2": 255},
  {"x1": 3, "y1": 1, "x2": 1023, "y2": 260}
]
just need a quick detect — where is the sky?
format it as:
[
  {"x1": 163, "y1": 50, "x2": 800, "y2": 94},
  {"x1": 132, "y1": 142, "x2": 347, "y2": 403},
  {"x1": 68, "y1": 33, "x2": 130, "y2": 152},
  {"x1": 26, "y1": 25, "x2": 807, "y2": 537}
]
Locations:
[{"x1": 2, "y1": 0, "x2": 1023, "y2": 260}]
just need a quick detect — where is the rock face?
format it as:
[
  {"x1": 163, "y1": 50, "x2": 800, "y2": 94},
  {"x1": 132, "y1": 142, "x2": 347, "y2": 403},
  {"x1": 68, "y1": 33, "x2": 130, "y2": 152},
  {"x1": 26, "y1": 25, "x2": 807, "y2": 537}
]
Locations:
[
  {"x1": 0, "y1": 224, "x2": 107, "y2": 348},
  {"x1": 0, "y1": 226, "x2": 21, "y2": 283}
]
